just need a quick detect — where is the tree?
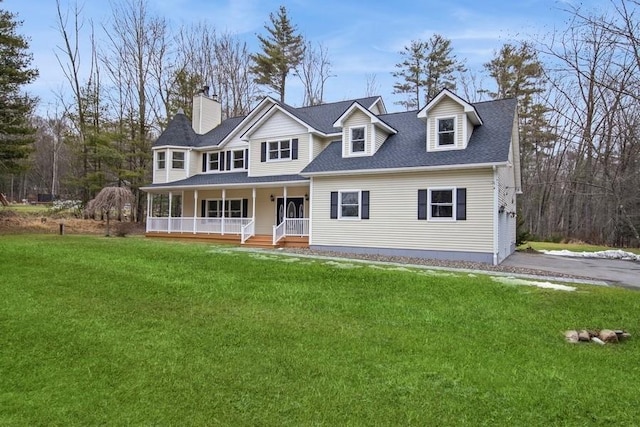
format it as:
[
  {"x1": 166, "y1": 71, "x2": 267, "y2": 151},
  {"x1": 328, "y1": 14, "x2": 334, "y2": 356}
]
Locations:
[
  {"x1": 0, "y1": 6, "x2": 38, "y2": 175},
  {"x1": 296, "y1": 41, "x2": 332, "y2": 106},
  {"x1": 250, "y1": 5, "x2": 304, "y2": 103},
  {"x1": 392, "y1": 34, "x2": 465, "y2": 110},
  {"x1": 85, "y1": 186, "x2": 133, "y2": 236}
]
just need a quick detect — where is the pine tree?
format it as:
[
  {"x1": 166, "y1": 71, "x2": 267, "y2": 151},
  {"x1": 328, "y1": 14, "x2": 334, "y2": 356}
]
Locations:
[
  {"x1": 0, "y1": 6, "x2": 38, "y2": 174},
  {"x1": 392, "y1": 34, "x2": 464, "y2": 110},
  {"x1": 250, "y1": 6, "x2": 304, "y2": 103}
]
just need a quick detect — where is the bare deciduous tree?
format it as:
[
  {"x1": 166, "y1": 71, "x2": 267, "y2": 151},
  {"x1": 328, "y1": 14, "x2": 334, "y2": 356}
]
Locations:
[
  {"x1": 85, "y1": 186, "x2": 134, "y2": 236},
  {"x1": 296, "y1": 41, "x2": 333, "y2": 106}
]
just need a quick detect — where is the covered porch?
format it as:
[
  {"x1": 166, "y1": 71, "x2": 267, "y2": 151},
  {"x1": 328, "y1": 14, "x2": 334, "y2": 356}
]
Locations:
[{"x1": 142, "y1": 174, "x2": 310, "y2": 247}]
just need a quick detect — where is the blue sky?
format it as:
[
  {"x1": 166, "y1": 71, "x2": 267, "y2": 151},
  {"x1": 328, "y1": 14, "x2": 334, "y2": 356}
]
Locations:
[{"x1": 5, "y1": 0, "x2": 607, "y2": 114}]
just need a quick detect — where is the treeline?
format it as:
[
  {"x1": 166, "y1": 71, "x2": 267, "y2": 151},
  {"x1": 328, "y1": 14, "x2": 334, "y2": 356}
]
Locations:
[{"x1": 2, "y1": 0, "x2": 639, "y2": 246}]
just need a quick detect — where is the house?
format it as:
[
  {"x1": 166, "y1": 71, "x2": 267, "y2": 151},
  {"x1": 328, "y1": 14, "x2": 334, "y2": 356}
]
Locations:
[{"x1": 141, "y1": 87, "x2": 521, "y2": 264}]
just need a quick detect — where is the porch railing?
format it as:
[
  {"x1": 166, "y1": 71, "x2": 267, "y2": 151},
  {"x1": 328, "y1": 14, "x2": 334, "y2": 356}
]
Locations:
[
  {"x1": 241, "y1": 220, "x2": 255, "y2": 244},
  {"x1": 147, "y1": 217, "x2": 252, "y2": 235},
  {"x1": 273, "y1": 218, "x2": 309, "y2": 244}
]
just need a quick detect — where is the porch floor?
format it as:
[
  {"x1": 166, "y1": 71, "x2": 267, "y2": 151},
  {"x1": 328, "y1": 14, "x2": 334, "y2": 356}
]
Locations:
[{"x1": 145, "y1": 232, "x2": 309, "y2": 249}]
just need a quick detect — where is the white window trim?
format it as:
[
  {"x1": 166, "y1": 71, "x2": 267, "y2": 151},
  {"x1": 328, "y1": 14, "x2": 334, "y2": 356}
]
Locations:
[
  {"x1": 427, "y1": 187, "x2": 457, "y2": 221},
  {"x1": 267, "y1": 139, "x2": 293, "y2": 163},
  {"x1": 207, "y1": 152, "x2": 219, "y2": 172},
  {"x1": 171, "y1": 150, "x2": 186, "y2": 169},
  {"x1": 348, "y1": 126, "x2": 367, "y2": 156},
  {"x1": 205, "y1": 198, "x2": 244, "y2": 218},
  {"x1": 231, "y1": 149, "x2": 245, "y2": 170},
  {"x1": 338, "y1": 190, "x2": 362, "y2": 220},
  {"x1": 156, "y1": 151, "x2": 166, "y2": 170},
  {"x1": 436, "y1": 116, "x2": 456, "y2": 148}
]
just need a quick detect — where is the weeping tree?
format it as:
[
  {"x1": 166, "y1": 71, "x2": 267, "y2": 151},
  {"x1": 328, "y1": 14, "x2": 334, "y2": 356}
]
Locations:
[{"x1": 85, "y1": 186, "x2": 134, "y2": 236}]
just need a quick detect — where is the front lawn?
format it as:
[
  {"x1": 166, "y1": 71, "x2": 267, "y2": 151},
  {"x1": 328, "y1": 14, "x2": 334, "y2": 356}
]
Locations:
[{"x1": 1, "y1": 235, "x2": 639, "y2": 425}]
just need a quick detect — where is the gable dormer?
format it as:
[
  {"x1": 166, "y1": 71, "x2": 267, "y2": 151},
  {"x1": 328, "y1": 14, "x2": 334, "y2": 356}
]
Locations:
[
  {"x1": 417, "y1": 89, "x2": 482, "y2": 152},
  {"x1": 333, "y1": 102, "x2": 396, "y2": 158}
]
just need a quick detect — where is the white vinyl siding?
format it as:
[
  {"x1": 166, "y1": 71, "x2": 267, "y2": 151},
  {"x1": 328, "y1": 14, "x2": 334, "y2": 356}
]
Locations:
[
  {"x1": 427, "y1": 97, "x2": 466, "y2": 151},
  {"x1": 374, "y1": 127, "x2": 387, "y2": 153},
  {"x1": 189, "y1": 150, "x2": 200, "y2": 176},
  {"x1": 248, "y1": 110, "x2": 310, "y2": 177},
  {"x1": 342, "y1": 110, "x2": 372, "y2": 157},
  {"x1": 311, "y1": 169, "x2": 494, "y2": 253}
]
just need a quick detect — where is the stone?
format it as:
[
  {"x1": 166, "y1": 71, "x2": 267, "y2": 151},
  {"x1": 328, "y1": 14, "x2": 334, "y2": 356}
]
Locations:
[
  {"x1": 599, "y1": 329, "x2": 619, "y2": 343},
  {"x1": 565, "y1": 330, "x2": 579, "y2": 343},
  {"x1": 578, "y1": 330, "x2": 590, "y2": 342},
  {"x1": 591, "y1": 337, "x2": 606, "y2": 345}
]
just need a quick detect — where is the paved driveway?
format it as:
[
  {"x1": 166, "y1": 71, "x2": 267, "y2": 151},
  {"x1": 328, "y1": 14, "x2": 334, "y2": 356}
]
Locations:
[{"x1": 502, "y1": 252, "x2": 640, "y2": 289}]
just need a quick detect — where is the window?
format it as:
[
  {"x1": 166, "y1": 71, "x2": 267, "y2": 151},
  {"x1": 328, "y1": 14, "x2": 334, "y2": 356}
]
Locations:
[
  {"x1": 268, "y1": 140, "x2": 291, "y2": 161},
  {"x1": 330, "y1": 190, "x2": 370, "y2": 220},
  {"x1": 232, "y1": 150, "x2": 244, "y2": 169},
  {"x1": 437, "y1": 118, "x2": 455, "y2": 146},
  {"x1": 418, "y1": 188, "x2": 466, "y2": 221},
  {"x1": 350, "y1": 126, "x2": 365, "y2": 153},
  {"x1": 156, "y1": 151, "x2": 165, "y2": 169},
  {"x1": 208, "y1": 152, "x2": 219, "y2": 171},
  {"x1": 340, "y1": 191, "x2": 360, "y2": 218},
  {"x1": 205, "y1": 199, "x2": 246, "y2": 218},
  {"x1": 172, "y1": 151, "x2": 185, "y2": 169},
  {"x1": 430, "y1": 189, "x2": 454, "y2": 218}
]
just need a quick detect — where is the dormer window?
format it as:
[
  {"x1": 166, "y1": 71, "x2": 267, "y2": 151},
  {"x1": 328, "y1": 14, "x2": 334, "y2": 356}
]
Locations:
[
  {"x1": 172, "y1": 151, "x2": 185, "y2": 169},
  {"x1": 437, "y1": 118, "x2": 455, "y2": 146},
  {"x1": 350, "y1": 126, "x2": 365, "y2": 153},
  {"x1": 157, "y1": 152, "x2": 165, "y2": 169}
]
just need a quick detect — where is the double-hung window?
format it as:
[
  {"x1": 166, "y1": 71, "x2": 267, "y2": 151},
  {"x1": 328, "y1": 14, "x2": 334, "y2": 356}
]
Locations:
[
  {"x1": 330, "y1": 190, "x2": 370, "y2": 220},
  {"x1": 418, "y1": 188, "x2": 466, "y2": 221},
  {"x1": 350, "y1": 126, "x2": 365, "y2": 153},
  {"x1": 232, "y1": 150, "x2": 245, "y2": 169},
  {"x1": 206, "y1": 199, "x2": 245, "y2": 218},
  {"x1": 437, "y1": 118, "x2": 455, "y2": 146},
  {"x1": 340, "y1": 191, "x2": 360, "y2": 218},
  {"x1": 268, "y1": 140, "x2": 291, "y2": 161},
  {"x1": 156, "y1": 151, "x2": 165, "y2": 169},
  {"x1": 172, "y1": 151, "x2": 185, "y2": 169},
  {"x1": 208, "y1": 152, "x2": 219, "y2": 171},
  {"x1": 430, "y1": 189, "x2": 454, "y2": 218}
]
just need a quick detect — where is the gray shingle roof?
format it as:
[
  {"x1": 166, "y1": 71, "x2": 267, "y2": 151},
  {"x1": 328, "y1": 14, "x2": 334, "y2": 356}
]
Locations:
[
  {"x1": 301, "y1": 98, "x2": 517, "y2": 174},
  {"x1": 144, "y1": 172, "x2": 308, "y2": 189},
  {"x1": 153, "y1": 112, "x2": 197, "y2": 147}
]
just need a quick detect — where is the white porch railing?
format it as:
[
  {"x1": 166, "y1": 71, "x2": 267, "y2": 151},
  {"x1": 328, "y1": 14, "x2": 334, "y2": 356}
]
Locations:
[
  {"x1": 273, "y1": 218, "x2": 309, "y2": 244},
  {"x1": 241, "y1": 220, "x2": 255, "y2": 244},
  {"x1": 147, "y1": 217, "x2": 252, "y2": 235}
]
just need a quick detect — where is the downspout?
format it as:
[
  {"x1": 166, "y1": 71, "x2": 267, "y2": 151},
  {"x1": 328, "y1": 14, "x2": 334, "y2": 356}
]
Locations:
[{"x1": 493, "y1": 166, "x2": 499, "y2": 265}]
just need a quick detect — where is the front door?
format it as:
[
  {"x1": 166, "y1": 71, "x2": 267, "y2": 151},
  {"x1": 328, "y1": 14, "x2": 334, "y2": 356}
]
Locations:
[{"x1": 276, "y1": 197, "x2": 304, "y2": 225}]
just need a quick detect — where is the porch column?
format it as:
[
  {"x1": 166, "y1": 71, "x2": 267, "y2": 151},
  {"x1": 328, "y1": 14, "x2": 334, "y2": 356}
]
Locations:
[
  {"x1": 221, "y1": 189, "x2": 226, "y2": 235},
  {"x1": 193, "y1": 189, "x2": 198, "y2": 234},
  {"x1": 146, "y1": 193, "x2": 152, "y2": 232},
  {"x1": 252, "y1": 188, "x2": 256, "y2": 220},
  {"x1": 168, "y1": 192, "x2": 173, "y2": 233}
]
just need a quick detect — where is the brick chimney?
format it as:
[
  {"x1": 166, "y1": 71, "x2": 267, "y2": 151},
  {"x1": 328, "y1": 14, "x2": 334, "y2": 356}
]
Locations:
[{"x1": 192, "y1": 86, "x2": 221, "y2": 134}]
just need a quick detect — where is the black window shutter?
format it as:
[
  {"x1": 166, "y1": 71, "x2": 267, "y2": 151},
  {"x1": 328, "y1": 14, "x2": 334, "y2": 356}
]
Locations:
[
  {"x1": 261, "y1": 142, "x2": 267, "y2": 162},
  {"x1": 418, "y1": 189, "x2": 428, "y2": 220},
  {"x1": 201, "y1": 200, "x2": 206, "y2": 217},
  {"x1": 202, "y1": 153, "x2": 207, "y2": 172},
  {"x1": 242, "y1": 199, "x2": 249, "y2": 218},
  {"x1": 292, "y1": 138, "x2": 298, "y2": 160},
  {"x1": 219, "y1": 152, "x2": 225, "y2": 171},
  {"x1": 226, "y1": 150, "x2": 231, "y2": 170},
  {"x1": 330, "y1": 192, "x2": 338, "y2": 219},
  {"x1": 361, "y1": 191, "x2": 370, "y2": 219},
  {"x1": 456, "y1": 188, "x2": 467, "y2": 220},
  {"x1": 244, "y1": 149, "x2": 249, "y2": 169}
]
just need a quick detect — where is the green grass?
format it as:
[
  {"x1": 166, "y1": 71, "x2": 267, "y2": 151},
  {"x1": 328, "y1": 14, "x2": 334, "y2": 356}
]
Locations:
[
  {"x1": 1, "y1": 204, "x2": 50, "y2": 214},
  {"x1": 520, "y1": 241, "x2": 640, "y2": 254},
  {"x1": 2, "y1": 235, "x2": 640, "y2": 425}
]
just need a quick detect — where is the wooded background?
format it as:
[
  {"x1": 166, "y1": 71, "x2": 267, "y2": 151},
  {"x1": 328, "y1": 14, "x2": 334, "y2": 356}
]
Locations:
[{"x1": 1, "y1": 0, "x2": 639, "y2": 247}]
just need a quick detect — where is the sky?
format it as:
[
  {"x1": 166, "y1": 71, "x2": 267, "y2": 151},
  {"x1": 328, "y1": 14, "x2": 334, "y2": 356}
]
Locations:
[{"x1": 4, "y1": 0, "x2": 609, "y2": 115}]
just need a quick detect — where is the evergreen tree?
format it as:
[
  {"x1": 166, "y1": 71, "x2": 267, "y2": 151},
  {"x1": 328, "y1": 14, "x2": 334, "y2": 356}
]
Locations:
[
  {"x1": 392, "y1": 34, "x2": 464, "y2": 110},
  {"x1": 0, "y1": 6, "x2": 38, "y2": 174},
  {"x1": 250, "y1": 5, "x2": 304, "y2": 103}
]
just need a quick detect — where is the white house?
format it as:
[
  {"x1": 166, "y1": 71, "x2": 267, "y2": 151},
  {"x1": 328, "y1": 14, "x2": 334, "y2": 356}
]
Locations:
[{"x1": 141, "y1": 88, "x2": 521, "y2": 264}]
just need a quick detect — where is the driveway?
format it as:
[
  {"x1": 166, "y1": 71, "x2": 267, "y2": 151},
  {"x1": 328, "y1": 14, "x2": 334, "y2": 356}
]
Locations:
[{"x1": 502, "y1": 252, "x2": 640, "y2": 289}]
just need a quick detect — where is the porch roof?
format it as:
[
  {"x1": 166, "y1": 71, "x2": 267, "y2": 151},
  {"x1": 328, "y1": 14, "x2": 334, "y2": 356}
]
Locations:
[{"x1": 142, "y1": 172, "x2": 309, "y2": 191}]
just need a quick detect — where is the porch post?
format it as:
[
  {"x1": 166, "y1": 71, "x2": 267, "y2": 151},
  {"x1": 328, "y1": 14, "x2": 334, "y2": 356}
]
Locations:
[
  {"x1": 168, "y1": 192, "x2": 173, "y2": 233},
  {"x1": 221, "y1": 189, "x2": 226, "y2": 235},
  {"x1": 193, "y1": 189, "x2": 198, "y2": 234},
  {"x1": 283, "y1": 186, "x2": 287, "y2": 232},
  {"x1": 146, "y1": 193, "x2": 152, "y2": 226},
  {"x1": 252, "y1": 188, "x2": 256, "y2": 220}
]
